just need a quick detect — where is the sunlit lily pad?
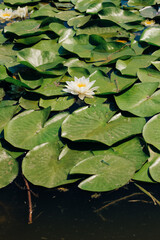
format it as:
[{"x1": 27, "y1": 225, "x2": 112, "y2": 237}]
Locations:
[
  {"x1": 115, "y1": 82, "x2": 160, "y2": 117},
  {"x1": 137, "y1": 68, "x2": 160, "y2": 87},
  {"x1": 0, "y1": 101, "x2": 18, "y2": 133},
  {"x1": 0, "y1": 144, "x2": 18, "y2": 189},
  {"x1": 99, "y1": 6, "x2": 143, "y2": 29},
  {"x1": 116, "y1": 55, "x2": 157, "y2": 76},
  {"x1": 4, "y1": 19, "x2": 42, "y2": 37},
  {"x1": 61, "y1": 104, "x2": 145, "y2": 146},
  {"x1": 128, "y1": 0, "x2": 156, "y2": 6},
  {"x1": 140, "y1": 27, "x2": 160, "y2": 47},
  {"x1": 4, "y1": 108, "x2": 68, "y2": 150},
  {"x1": 22, "y1": 143, "x2": 93, "y2": 188},
  {"x1": 39, "y1": 96, "x2": 75, "y2": 111},
  {"x1": 143, "y1": 113, "x2": 160, "y2": 150},
  {"x1": 70, "y1": 153, "x2": 136, "y2": 192}
]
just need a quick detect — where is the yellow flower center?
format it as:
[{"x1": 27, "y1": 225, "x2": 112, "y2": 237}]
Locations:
[
  {"x1": 2, "y1": 13, "x2": 11, "y2": 17},
  {"x1": 77, "y1": 83, "x2": 86, "y2": 87},
  {"x1": 145, "y1": 20, "x2": 154, "y2": 25}
]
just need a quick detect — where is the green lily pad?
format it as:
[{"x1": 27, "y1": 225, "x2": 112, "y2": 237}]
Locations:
[
  {"x1": 4, "y1": 108, "x2": 68, "y2": 150},
  {"x1": 70, "y1": 153, "x2": 136, "y2": 192},
  {"x1": 110, "y1": 72, "x2": 137, "y2": 93},
  {"x1": 0, "y1": 101, "x2": 18, "y2": 133},
  {"x1": 17, "y1": 48, "x2": 65, "y2": 72},
  {"x1": 89, "y1": 42, "x2": 135, "y2": 65},
  {"x1": 68, "y1": 15, "x2": 91, "y2": 29},
  {"x1": 4, "y1": 0, "x2": 40, "y2": 4},
  {"x1": 133, "y1": 161, "x2": 154, "y2": 183},
  {"x1": 55, "y1": 10, "x2": 79, "y2": 21},
  {"x1": 61, "y1": 104, "x2": 145, "y2": 146},
  {"x1": 4, "y1": 19, "x2": 42, "y2": 37},
  {"x1": 19, "y1": 97, "x2": 39, "y2": 110},
  {"x1": 140, "y1": 27, "x2": 160, "y2": 47},
  {"x1": 33, "y1": 77, "x2": 64, "y2": 96},
  {"x1": 99, "y1": 6, "x2": 143, "y2": 29},
  {"x1": 138, "y1": 68, "x2": 160, "y2": 87},
  {"x1": 0, "y1": 88, "x2": 5, "y2": 101},
  {"x1": 128, "y1": 0, "x2": 156, "y2": 6},
  {"x1": 143, "y1": 113, "x2": 160, "y2": 150},
  {"x1": 16, "y1": 34, "x2": 50, "y2": 46},
  {"x1": 0, "y1": 144, "x2": 18, "y2": 189},
  {"x1": 30, "y1": 4, "x2": 57, "y2": 18},
  {"x1": 115, "y1": 82, "x2": 160, "y2": 117},
  {"x1": 39, "y1": 96, "x2": 75, "y2": 111},
  {"x1": 0, "y1": 65, "x2": 8, "y2": 80},
  {"x1": 149, "y1": 153, "x2": 160, "y2": 182},
  {"x1": 76, "y1": 20, "x2": 129, "y2": 39},
  {"x1": 89, "y1": 70, "x2": 117, "y2": 94},
  {"x1": 116, "y1": 55, "x2": 157, "y2": 76},
  {"x1": 112, "y1": 137, "x2": 148, "y2": 170},
  {"x1": 19, "y1": 71, "x2": 43, "y2": 89},
  {"x1": 151, "y1": 61, "x2": 160, "y2": 71},
  {"x1": 139, "y1": 6, "x2": 157, "y2": 18},
  {"x1": 74, "y1": 0, "x2": 103, "y2": 13},
  {"x1": 22, "y1": 143, "x2": 93, "y2": 188},
  {"x1": 62, "y1": 34, "x2": 95, "y2": 58}
]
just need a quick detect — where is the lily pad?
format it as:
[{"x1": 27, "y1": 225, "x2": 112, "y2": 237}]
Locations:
[
  {"x1": 0, "y1": 144, "x2": 18, "y2": 189},
  {"x1": 4, "y1": 0, "x2": 40, "y2": 4},
  {"x1": 99, "y1": 6, "x2": 143, "y2": 29},
  {"x1": 140, "y1": 27, "x2": 160, "y2": 47},
  {"x1": 0, "y1": 101, "x2": 18, "y2": 133},
  {"x1": 62, "y1": 34, "x2": 95, "y2": 58},
  {"x1": 17, "y1": 48, "x2": 65, "y2": 72},
  {"x1": 115, "y1": 82, "x2": 160, "y2": 117},
  {"x1": 133, "y1": 161, "x2": 154, "y2": 183},
  {"x1": 61, "y1": 104, "x2": 145, "y2": 146},
  {"x1": 128, "y1": 0, "x2": 156, "y2": 6},
  {"x1": 39, "y1": 96, "x2": 75, "y2": 111},
  {"x1": 22, "y1": 143, "x2": 93, "y2": 188},
  {"x1": 137, "y1": 68, "x2": 160, "y2": 87},
  {"x1": 143, "y1": 113, "x2": 160, "y2": 151},
  {"x1": 33, "y1": 77, "x2": 64, "y2": 96},
  {"x1": 4, "y1": 108, "x2": 68, "y2": 150},
  {"x1": 4, "y1": 19, "x2": 43, "y2": 37},
  {"x1": 116, "y1": 55, "x2": 157, "y2": 76},
  {"x1": 70, "y1": 153, "x2": 136, "y2": 192}
]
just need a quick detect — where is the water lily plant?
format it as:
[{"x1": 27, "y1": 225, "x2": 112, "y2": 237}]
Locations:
[
  {"x1": 63, "y1": 76, "x2": 99, "y2": 100},
  {"x1": 13, "y1": 6, "x2": 28, "y2": 19},
  {"x1": 0, "y1": 8, "x2": 13, "y2": 21},
  {"x1": 142, "y1": 19, "x2": 155, "y2": 26},
  {"x1": 0, "y1": 6, "x2": 28, "y2": 22}
]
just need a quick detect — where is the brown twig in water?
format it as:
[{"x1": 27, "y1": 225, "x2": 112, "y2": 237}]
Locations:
[
  {"x1": 94, "y1": 192, "x2": 144, "y2": 213},
  {"x1": 14, "y1": 181, "x2": 39, "y2": 198},
  {"x1": 134, "y1": 183, "x2": 160, "y2": 206},
  {"x1": 23, "y1": 176, "x2": 33, "y2": 224}
]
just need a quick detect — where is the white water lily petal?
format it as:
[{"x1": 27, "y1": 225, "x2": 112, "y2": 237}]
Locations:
[
  {"x1": 13, "y1": 6, "x2": 28, "y2": 19},
  {"x1": 63, "y1": 76, "x2": 99, "y2": 100},
  {"x1": 0, "y1": 8, "x2": 13, "y2": 20}
]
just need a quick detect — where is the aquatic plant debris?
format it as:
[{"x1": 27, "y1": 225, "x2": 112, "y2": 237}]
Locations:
[{"x1": 0, "y1": 0, "x2": 160, "y2": 195}]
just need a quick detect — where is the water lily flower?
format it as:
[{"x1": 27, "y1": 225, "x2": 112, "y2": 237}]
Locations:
[
  {"x1": 13, "y1": 6, "x2": 28, "y2": 19},
  {"x1": 0, "y1": 8, "x2": 13, "y2": 21},
  {"x1": 142, "y1": 19, "x2": 155, "y2": 26},
  {"x1": 63, "y1": 76, "x2": 99, "y2": 100}
]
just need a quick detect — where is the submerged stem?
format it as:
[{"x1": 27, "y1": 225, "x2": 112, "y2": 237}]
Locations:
[
  {"x1": 134, "y1": 183, "x2": 160, "y2": 206},
  {"x1": 23, "y1": 175, "x2": 33, "y2": 224}
]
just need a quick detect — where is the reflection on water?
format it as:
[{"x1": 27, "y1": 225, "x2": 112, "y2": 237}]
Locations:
[{"x1": 1, "y1": 181, "x2": 160, "y2": 240}]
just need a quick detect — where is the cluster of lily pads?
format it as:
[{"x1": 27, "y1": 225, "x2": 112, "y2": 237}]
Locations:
[{"x1": 0, "y1": 0, "x2": 160, "y2": 192}]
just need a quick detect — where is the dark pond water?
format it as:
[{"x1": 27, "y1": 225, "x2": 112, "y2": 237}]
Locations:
[{"x1": 1, "y1": 180, "x2": 160, "y2": 240}]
